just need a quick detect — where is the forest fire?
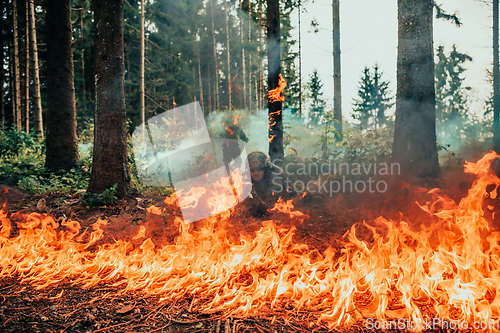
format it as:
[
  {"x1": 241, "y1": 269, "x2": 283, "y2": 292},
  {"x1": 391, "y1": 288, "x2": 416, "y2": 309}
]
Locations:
[{"x1": 2, "y1": 153, "x2": 500, "y2": 330}]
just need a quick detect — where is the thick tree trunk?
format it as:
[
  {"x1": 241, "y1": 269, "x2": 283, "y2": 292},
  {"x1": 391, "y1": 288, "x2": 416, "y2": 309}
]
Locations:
[
  {"x1": 139, "y1": 0, "x2": 145, "y2": 125},
  {"x1": 210, "y1": 0, "x2": 219, "y2": 111},
  {"x1": 225, "y1": 1, "x2": 231, "y2": 111},
  {"x1": 88, "y1": 0, "x2": 131, "y2": 197},
  {"x1": 12, "y1": 0, "x2": 20, "y2": 130},
  {"x1": 45, "y1": 0, "x2": 78, "y2": 170},
  {"x1": 29, "y1": 0, "x2": 42, "y2": 139},
  {"x1": 494, "y1": 0, "x2": 500, "y2": 151},
  {"x1": 267, "y1": 0, "x2": 283, "y2": 165},
  {"x1": 332, "y1": 0, "x2": 342, "y2": 139},
  {"x1": 393, "y1": 0, "x2": 440, "y2": 179},
  {"x1": 24, "y1": 0, "x2": 29, "y2": 133}
]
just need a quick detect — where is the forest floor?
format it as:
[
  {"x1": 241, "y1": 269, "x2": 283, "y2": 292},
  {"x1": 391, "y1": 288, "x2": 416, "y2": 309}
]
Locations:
[{"x1": 0, "y1": 165, "x2": 484, "y2": 332}]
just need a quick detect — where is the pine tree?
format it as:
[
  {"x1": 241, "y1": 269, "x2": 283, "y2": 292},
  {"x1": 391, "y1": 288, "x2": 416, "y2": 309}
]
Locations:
[
  {"x1": 352, "y1": 65, "x2": 393, "y2": 129},
  {"x1": 306, "y1": 69, "x2": 326, "y2": 124},
  {"x1": 434, "y1": 44, "x2": 472, "y2": 145}
]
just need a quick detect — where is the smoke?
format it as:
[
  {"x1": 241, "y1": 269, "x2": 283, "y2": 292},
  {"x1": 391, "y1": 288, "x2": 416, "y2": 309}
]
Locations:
[{"x1": 204, "y1": 108, "x2": 325, "y2": 159}]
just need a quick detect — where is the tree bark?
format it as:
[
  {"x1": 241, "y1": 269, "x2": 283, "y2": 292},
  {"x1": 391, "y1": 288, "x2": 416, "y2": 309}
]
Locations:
[
  {"x1": 197, "y1": 41, "x2": 204, "y2": 112},
  {"x1": 24, "y1": 0, "x2": 29, "y2": 133},
  {"x1": 210, "y1": 0, "x2": 220, "y2": 111},
  {"x1": 267, "y1": 0, "x2": 283, "y2": 165},
  {"x1": 88, "y1": 0, "x2": 131, "y2": 197},
  {"x1": 139, "y1": 0, "x2": 145, "y2": 125},
  {"x1": 493, "y1": 0, "x2": 500, "y2": 151},
  {"x1": 0, "y1": 0, "x2": 4, "y2": 129},
  {"x1": 29, "y1": 0, "x2": 42, "y2": 139},
  {"x1": 393, "y1": 0, "x2": 440, "y2": 179},
  {"x1": 12, "y1": 0, "x2": 20, "y2": 130},
  {"x1": 332, "y1": 0, "x2": 342, "y2": 139},
  {"x1": 298, "y1": 1, "x2": 302, "y2": 118},
  {"x1": 225, "y1": 1, "x2": 231, "y2": 110},
  {"x1": 45, "y1": 0, "x2": 79, "y2": 170},
  {"x1": 240, "y1": 0, "x2": 246, "y2": 110}
]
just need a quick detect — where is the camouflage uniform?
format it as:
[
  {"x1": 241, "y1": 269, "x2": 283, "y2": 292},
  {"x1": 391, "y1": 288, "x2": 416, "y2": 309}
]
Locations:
[{"x1": 246, "y1": 151, "x2": 282, "y2": 215}]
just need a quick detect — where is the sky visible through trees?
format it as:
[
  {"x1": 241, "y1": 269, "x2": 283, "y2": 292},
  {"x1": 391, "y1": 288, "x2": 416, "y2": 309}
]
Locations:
[{"x1": 294, "y1": 0, "x2": 492, "y2": 120}]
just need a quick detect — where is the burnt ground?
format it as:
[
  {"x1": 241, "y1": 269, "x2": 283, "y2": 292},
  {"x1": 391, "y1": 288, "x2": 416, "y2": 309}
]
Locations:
[{"x1": 0, "y1": 167, "x2": 486, "y2": 332}]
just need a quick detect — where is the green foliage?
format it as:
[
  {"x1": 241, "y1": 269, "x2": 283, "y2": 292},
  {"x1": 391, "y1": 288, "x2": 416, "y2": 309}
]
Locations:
[
  {"x1": 0, "y1": 127, "x2": 43, "y2": 158},
  {"x1": 306, "y1": 69, "x2": 326, "y2": 124},
  {"x1": 352, "y1": 65, "x2": 393, "y2": 129},
  {"x1": 82, "y1": 183, "x2": 118, "y2": 208},
  {"x1": 0, "y1": 127, "x2": 91, "y2": 194},
  {"x1": 18, "y1": 168, "x2": 90, "y2": 195},
  {"x1": 435, "y1": 45, "x2": 473, "y2": 148}
]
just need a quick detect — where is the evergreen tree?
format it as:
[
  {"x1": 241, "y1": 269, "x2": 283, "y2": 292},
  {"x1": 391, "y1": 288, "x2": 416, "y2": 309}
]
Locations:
[
  {"x1": 352, "y1": 65, "x2": 393, "y2": 129},
  {"x1": 434, "y1": 45, "x2": 472, "y2": 146},
  {"x1": 306, "y1": 69, "x2": 326, "y2": 124}
]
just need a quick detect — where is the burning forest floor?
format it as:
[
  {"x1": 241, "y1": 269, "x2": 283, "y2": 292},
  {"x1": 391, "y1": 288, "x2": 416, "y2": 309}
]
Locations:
[{"x1": 0, "y1": 156, "x2": 496, "y2": 333}]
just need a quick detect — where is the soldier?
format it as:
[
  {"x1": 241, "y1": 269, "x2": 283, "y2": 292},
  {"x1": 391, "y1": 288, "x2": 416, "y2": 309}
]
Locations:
[
  {"x1": 246, "y1": 151, "x2": 282, "y2": 215},
  {"x1": 221, "y1": 116, "x2": 249, "y2": 165}
]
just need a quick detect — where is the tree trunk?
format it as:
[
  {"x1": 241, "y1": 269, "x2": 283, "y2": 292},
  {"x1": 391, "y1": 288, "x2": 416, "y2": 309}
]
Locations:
[
  {"x1": 258, "y1": 3, "x2": 264, "y2": 111},
  {"x1": 494, "y1": 0, "x2": 500, "y2": 151},
  {"x1": 88, "y1": 0, "x2": 131, "y2": 197},
  {"x1": 12, "y1": 0, "x2": 20, "y2": 130},
  {"x1": 80, "y1": 0, "x2": 86, "y2": 108},
  {"x1": 0, "y1": 0, "x2": 4, "y2": 129},
  {"x1": 207, "y1": 64, "x2": 212, "y2": 113},
  {"x1": 332, "y1": 0, "x2": 342, "y2": 139},
  {"x1": 24, "y1": 0, "x2": 29, "y2": 133},
  {"x1": 267, "y1": 0, "x2": 283, "y2": 165},
  {"x1": 197, "y1": 41, "x2": 204, "y2": 112},
  {"x1": 139, "y1": 0, "x2": 145, "y2": 125},
  {"x1": 225, "y1": 1, "x2": 231, "y2": 111},
  {"x1": 248, "y1": 11, "x2": 252, "y2": 113},
  {"x1": 240, "y1": 0, "x2": 246, "y2": 110},
  {"x1": 45, "y1": 0, "x2": 79, "y2": 170},
  {"x1": 393, "y1": 0, "x2": 440, "y2": 179},
  {"x1": 298, "y1": 1, "x2": 302, "y2": 118},
  {"x1": 210, "y1": 0, "x2": 220, "y2": 111},
  {"x1": 29, "y1": 0, "x2": 42, "y2": 139}
]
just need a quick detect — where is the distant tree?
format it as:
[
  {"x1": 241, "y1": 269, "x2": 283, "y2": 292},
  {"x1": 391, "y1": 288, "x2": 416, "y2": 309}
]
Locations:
[
  {"x1": 306, "y1": 69, "x2": 326, "y2": 124},
  {"x1": 352, "y1": 65, "x2": 394, "y2": 129},
  {"x1": 392, "y1": 0, "x2": 440, "y2": 179},
  {"x1": 434, "y1": 45, "x2": 472, "y2": 145},
  {"x1": 88, "y1": 0, "x2": 132, "y2": 197},
  {"x1": 45, "y1": 0, "x2": 79, "y2": 171}
]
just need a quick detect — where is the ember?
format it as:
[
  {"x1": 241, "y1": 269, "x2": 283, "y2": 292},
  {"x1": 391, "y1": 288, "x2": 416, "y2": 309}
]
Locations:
[{"x1": 2, "y1": 153, "x2": 500, "y2": 331}]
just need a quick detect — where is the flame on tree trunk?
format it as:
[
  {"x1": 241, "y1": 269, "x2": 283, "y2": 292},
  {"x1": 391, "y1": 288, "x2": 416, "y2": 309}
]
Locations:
[
  {"x1": 88, "y1": 0, "x2": 131, "y2": 197},
  {"x1": 267, "y1": 0, "x2": 283, "y2": 165}
]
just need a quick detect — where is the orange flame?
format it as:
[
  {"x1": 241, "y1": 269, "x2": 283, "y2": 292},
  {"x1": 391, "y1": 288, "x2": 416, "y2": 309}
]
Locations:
[
  {"x1": 3, "y1": 153, "x2": 500, "y2": 329},
  {"x1": 268, "y1": 74, "x2": 287, "y2": 103}
]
